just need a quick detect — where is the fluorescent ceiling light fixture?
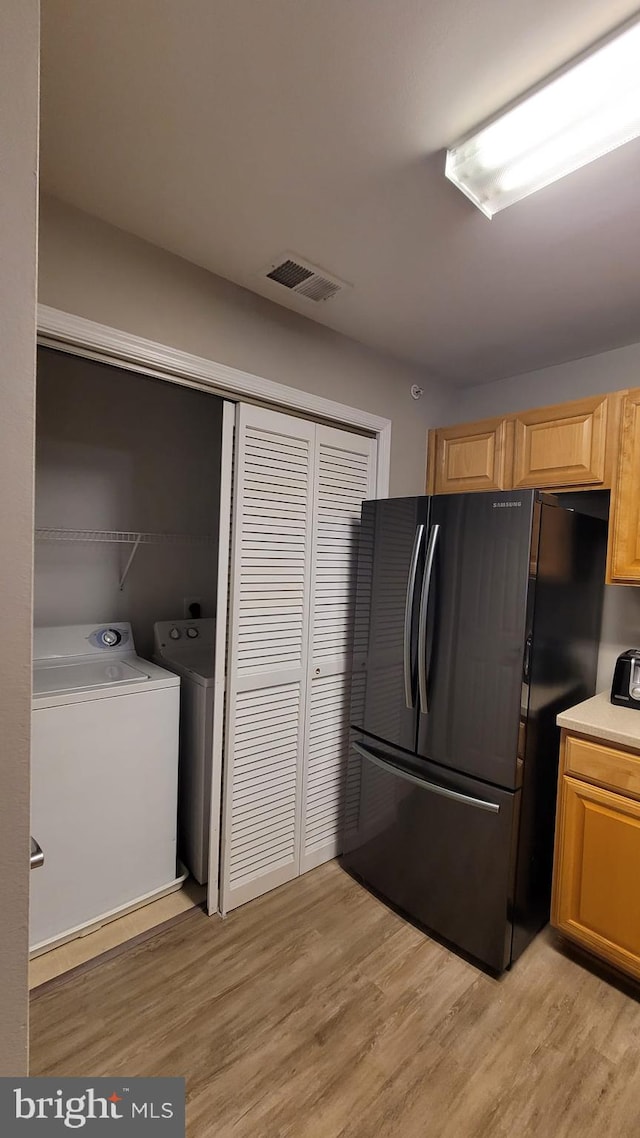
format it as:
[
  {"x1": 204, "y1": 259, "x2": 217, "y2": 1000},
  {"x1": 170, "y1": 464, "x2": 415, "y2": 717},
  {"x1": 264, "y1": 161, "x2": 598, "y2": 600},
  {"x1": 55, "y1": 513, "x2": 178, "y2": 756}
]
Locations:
[{"x1": 445, "y1": 19, "x2": 640, "y2": 218}]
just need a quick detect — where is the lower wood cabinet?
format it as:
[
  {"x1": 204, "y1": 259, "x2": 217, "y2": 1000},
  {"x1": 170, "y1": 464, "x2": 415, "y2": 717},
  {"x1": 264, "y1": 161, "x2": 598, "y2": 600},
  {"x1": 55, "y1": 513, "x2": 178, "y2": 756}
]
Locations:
[{"x1": 552, "y1": 731, "x2": 640, "y2": 980}]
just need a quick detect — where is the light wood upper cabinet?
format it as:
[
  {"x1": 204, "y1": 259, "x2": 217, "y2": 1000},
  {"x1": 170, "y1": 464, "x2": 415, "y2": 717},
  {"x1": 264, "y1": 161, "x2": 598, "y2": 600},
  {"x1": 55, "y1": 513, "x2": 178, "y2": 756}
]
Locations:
[
  {"x1": 552, "y1": 732, "x2": 640, "y2": 981},
  {"x1": 511, "y1": 394, "x2": 609, "y2": 490},
  {"x1": 427, "y1": 391, "x2": 620, "y2": 496},
  {"x1": 608, "y1": 389, "x2": 640, "y2": 584},
  {"x1": 429, "y1": 416, "x2": 513, "y2": 495},
  {"x1": 427, "y1": 390, "x2": 640, "y2": 584}
]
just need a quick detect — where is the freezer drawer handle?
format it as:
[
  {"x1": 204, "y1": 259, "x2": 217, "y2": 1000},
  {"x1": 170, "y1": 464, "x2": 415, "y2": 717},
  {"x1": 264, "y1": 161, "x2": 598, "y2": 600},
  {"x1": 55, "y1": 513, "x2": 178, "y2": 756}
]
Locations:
[
  {"x1": 403, "y1": 524, "x2": 425, "y2": 709},
  {"x1": 353, "y1": 741, "x2": 500, "y2": 814},
  {"x1": 418, "y1": 523, "x2": 440, "y2": 714},
  {"x1": 30, "y1": 837, "x2": 44, "y2": 870}
]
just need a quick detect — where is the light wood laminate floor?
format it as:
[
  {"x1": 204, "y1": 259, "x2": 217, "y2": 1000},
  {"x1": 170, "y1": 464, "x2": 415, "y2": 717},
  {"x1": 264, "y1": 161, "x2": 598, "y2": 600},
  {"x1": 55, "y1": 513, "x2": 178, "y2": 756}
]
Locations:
[
  {"x1": 30, "y1": 860, "x2": 640, "y2": 1137},
  {"x1": 29, "y1": 879, "x2": 205, "y2": 989}
]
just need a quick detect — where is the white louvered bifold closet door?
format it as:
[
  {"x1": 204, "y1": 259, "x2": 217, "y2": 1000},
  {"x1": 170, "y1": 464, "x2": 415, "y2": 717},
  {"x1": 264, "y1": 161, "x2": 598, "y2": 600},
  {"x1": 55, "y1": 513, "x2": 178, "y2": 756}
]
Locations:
[
  {"x1": 300, "y1": 426, "x2": 376, "y2": 873},
  {"x1": 220, "y1": 405, "x2": 316, "y2": 913},
  {"x1": 221, "y1": 409, "x2": 378, "y2": 913}
]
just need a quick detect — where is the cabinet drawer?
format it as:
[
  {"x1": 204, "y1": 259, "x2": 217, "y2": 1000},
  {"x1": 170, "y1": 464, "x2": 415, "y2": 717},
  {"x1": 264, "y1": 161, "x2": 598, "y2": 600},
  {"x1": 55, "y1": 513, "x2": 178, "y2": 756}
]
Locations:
[{"x1": 565, "y1": 734, "x2": 640, "y2": 799}]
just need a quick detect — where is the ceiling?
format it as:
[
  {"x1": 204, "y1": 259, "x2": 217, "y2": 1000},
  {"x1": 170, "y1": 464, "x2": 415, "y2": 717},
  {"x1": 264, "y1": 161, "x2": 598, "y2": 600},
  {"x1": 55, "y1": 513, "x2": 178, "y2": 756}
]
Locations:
[{"x1": 40, "y1": 0, "x2": 640, "y2": 386}]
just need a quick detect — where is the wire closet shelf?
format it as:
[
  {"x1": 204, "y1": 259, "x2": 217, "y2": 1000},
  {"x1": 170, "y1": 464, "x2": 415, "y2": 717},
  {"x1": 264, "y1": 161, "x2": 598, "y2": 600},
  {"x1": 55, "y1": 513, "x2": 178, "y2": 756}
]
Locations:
[{"x1": 34, "y1": 529, "x2": 216, "y2": 589}]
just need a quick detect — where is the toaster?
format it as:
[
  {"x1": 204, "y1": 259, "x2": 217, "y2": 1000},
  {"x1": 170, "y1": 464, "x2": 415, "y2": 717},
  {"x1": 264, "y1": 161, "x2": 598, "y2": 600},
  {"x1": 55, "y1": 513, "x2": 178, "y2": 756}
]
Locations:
[{"x1": 611, "y1": 649, "x2": 640, "y2": 709}]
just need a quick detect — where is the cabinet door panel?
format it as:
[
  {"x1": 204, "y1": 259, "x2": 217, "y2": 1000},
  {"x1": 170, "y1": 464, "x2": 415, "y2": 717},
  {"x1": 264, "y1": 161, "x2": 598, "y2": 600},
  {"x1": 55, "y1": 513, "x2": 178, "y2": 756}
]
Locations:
[
  {"x1": 552, "y1": 775, "x2": 640, "y2": 978},
  {"x1": 433, "y1": 417, "x2": 511, "y2": 494},
  {"x1": 609, "y1": 389, "x2": 640, "y2": 583},
  {"x1": 512, "y1": 395, "x2": 608, "y2": 489}
]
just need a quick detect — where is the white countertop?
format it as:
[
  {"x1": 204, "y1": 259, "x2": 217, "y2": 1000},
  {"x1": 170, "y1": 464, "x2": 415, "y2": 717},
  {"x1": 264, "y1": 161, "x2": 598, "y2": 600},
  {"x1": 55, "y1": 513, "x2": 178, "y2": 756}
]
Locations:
[{"x1": 557, "y1": 691, "x2": 640, "y2": 749}]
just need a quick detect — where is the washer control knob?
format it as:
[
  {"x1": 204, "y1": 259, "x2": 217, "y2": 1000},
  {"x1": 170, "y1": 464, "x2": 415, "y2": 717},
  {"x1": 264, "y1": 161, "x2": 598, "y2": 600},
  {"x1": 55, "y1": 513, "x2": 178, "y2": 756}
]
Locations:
[
  {"x1": 632, "y1": 685, "x2": 640, "y2": 700},
  {"x1": 100, "y1": 628, "x2": 122, "y2": 648},
  {"x1": 169, "y1": 627, "x2": 181, "y2": 640},
  {"x1": 186, "y1": 627, "x2": 199, "y2": 639}
]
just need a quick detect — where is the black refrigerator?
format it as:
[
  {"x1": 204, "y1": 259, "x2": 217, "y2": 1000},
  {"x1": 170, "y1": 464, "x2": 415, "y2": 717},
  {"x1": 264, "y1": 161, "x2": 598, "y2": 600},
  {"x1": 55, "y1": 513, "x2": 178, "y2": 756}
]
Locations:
[{"x1": 341, "y1": 489, "x2": 607, "y2": 973}]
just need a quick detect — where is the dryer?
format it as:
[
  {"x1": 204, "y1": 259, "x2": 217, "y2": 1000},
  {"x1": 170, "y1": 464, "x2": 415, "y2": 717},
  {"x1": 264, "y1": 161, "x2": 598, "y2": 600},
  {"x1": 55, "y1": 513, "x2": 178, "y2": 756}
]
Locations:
[
  {"x1": 153, "y1": 619, "x2": 215, "y2": 884},
  {"x1": 31, "y1": 622, "x2": 181, "y2": 954}
]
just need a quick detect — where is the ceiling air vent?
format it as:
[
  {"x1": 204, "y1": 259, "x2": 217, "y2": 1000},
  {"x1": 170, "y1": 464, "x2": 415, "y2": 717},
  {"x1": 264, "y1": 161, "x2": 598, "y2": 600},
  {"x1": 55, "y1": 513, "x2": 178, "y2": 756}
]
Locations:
[{"x1": 261, "y1": 255, "x2": 349, "y2": 303}]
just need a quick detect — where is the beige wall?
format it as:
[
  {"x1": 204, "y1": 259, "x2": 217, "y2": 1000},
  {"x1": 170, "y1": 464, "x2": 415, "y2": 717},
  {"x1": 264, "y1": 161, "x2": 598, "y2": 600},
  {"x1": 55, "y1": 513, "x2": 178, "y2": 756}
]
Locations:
[
  {"x1": 38, "y1": 195, "x2": 451, "y2": 497},
  {"x1": 453, "y1": 341, "x2": 640, "y2": 423},
  {"x1": 454, "y1": 345, "x2": 640, "y2": 695},
  {"x1": 0, "y1": 0, "x2": 39, "y2": 1075}
]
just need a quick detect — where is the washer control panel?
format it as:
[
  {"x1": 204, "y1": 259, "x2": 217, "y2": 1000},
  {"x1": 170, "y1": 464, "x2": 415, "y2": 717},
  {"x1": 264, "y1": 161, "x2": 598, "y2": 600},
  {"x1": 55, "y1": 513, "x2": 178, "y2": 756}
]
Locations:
[
  {"x1": 88, "y1": 625, "x2": 132, "y2": 652},
  {"x1": 154, "y1": 618, "x2": 215, "y2": 654},
  {"x1": 168, "y1": 625, "x2": 200, "y2": 641},
  {"x1": 33, "y1": 623, "x2": 135, "y2": 663}
]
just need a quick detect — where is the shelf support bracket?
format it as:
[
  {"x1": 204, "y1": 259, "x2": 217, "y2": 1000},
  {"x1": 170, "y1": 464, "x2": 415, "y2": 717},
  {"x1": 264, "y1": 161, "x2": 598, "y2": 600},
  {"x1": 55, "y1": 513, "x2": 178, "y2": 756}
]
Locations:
[{"x1": 119, "y1": 534, "x2": 141, "y2": 590}]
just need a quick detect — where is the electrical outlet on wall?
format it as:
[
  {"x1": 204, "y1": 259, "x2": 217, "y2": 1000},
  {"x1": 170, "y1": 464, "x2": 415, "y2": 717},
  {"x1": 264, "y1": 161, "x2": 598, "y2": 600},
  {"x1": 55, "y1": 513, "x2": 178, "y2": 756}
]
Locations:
[{"x1": 183, "y1": 596, "x2": 202, "y2": 618}]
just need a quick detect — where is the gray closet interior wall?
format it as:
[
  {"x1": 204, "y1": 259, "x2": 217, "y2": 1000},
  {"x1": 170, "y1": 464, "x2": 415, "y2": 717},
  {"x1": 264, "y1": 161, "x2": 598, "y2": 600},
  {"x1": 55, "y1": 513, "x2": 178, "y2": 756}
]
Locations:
[{"x1": 35, "y1": 348, "x2": 223, "y2": 656}]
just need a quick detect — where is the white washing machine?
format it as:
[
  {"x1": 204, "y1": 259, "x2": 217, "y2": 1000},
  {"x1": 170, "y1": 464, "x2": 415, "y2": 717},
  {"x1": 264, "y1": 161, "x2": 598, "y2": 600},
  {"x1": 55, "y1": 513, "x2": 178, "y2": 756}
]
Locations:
[
  {"x1": 31, "y1": 622, "x2": 182, "y2": 954},
  {"x1": 153, "y1": 619, "x2": 215, "y2": 884}
]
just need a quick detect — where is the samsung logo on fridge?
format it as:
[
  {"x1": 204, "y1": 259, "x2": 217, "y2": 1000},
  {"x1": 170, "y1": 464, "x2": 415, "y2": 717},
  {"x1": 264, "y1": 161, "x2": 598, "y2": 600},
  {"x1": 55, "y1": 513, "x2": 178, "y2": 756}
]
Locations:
[{"x1": 492, "y1": 501, "x2": 522, "y2": 508}]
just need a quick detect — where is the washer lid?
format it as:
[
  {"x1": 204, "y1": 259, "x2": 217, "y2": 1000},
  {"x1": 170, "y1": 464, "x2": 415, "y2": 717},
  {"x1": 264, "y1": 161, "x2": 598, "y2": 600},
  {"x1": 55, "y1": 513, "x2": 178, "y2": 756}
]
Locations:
[{"x1": 33, "y1": 658, "x2": 151, "y2": 696}]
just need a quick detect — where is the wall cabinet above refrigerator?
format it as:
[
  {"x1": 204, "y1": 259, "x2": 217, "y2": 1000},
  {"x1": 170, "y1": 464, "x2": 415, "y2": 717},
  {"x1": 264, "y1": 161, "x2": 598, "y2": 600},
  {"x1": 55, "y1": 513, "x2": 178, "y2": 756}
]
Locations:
[
  {"x1": 428, "y1": 386, "x2": 640, "y2": 586},
  {"x1": 427, "y1": 392, "x2": 620, "y2": 497}
]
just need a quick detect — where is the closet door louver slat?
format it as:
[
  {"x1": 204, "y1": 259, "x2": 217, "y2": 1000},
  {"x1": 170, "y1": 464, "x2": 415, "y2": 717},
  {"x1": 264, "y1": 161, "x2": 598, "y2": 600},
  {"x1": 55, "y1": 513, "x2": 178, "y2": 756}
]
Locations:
[{"x1": 220, "y1": 407, "x2": 315, "y2": 913}]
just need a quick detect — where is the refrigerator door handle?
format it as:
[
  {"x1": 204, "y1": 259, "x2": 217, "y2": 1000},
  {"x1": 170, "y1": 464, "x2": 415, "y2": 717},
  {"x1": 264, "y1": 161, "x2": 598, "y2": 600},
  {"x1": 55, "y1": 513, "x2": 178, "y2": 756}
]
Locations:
[
  {"x1": 403, "y1": 524, "x2": 425, "y2": 709},
  {"x1": 353, "y1": 741, "x2": 500, "y2": 813},
  {"x1": 417, "y1": 523, "x2": 440, "y2": 713},
  {"x1": 523, "y1": 632, "x2": 533, "y2": 681}
]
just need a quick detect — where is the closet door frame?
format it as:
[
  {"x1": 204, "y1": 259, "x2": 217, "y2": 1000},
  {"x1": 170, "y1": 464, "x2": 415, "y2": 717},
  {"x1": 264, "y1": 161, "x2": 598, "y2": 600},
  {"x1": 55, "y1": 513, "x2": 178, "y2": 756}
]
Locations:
[
  {"x1": 37, "y1": 305, "x2": 391, "y2": 498},
  {"x1": 36, "y1": 305, "x2": 392, "y2": 917}
]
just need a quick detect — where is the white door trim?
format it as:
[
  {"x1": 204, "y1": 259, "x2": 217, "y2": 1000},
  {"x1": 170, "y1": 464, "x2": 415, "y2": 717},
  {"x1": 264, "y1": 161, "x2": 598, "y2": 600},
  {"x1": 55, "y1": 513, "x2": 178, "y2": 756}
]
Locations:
[{"x1": 37, "y1": 304, "x2": 392, "y2": 497}]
